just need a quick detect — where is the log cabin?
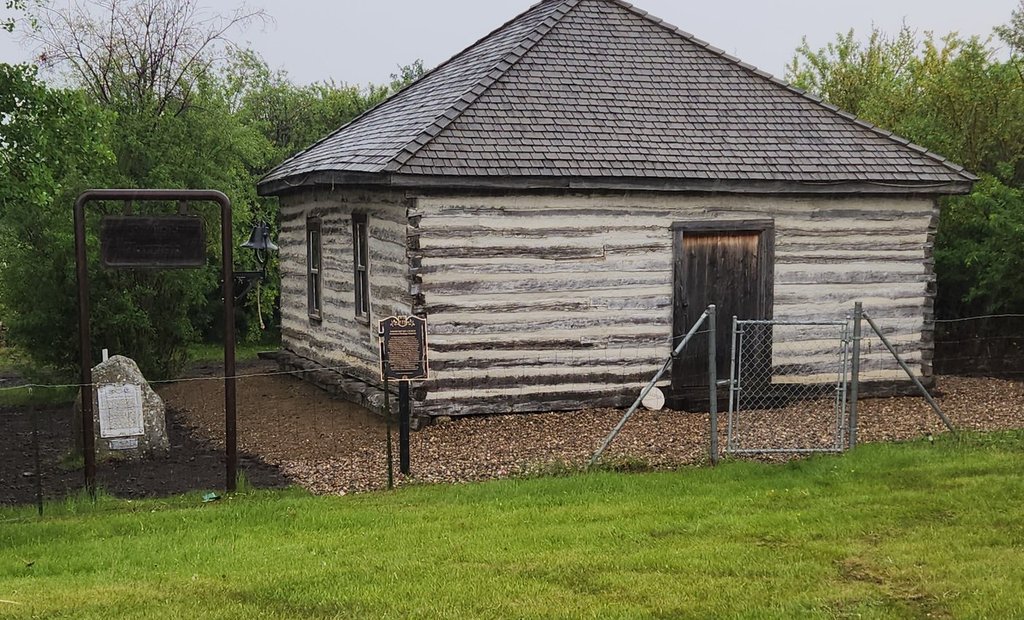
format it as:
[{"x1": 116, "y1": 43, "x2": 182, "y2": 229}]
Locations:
[{"x1": 257, "y1": 0, "x2": 976, "y2": 419}]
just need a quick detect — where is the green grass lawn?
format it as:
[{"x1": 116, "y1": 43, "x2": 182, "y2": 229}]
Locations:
[
  {"x1": 0, "y1": 345, "x2": 77, "y2": 407},
  {"x1": 188, "y1": 342, "x2": 273, "y2": 364},
  {"x1": 2, "y1": 433, "x2": 1023, "y2": 619}
]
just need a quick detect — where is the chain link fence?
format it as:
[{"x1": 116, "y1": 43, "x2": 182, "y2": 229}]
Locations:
[
  {"x1": 4, "y1": 310, "x2": 1023, "y2": 513},
  {"x1": 726, "y1": 319, "x2": 850, "y2": 454}
]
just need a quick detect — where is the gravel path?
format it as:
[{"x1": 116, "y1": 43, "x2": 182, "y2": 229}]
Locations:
[{"x1": 158, "y1": 366, "x2": 1024, "y2": 495}]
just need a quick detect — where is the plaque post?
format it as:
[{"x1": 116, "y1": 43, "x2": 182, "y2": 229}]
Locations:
[
  {"x1": 384, "y1": 363, "x2": 394, "y2": 490},
  {"x1": 379, "y1": 315, "x2": 428, "y2": 482},
  {"x1": 399, "y1": 381, "x2": 411, "y2": 475}
]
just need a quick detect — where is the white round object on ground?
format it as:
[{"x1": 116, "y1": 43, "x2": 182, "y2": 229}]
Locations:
[{"x1": 641, "y1": 387, "x2": 665, "y2": 411}]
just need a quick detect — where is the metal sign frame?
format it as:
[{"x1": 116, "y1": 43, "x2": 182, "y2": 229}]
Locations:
[
  {"x1": 378, "y1": 315, "x2": 429, "y2": 381},
  {"x1": 75, "y1": 189, "x2": 238, "y2": 495}
]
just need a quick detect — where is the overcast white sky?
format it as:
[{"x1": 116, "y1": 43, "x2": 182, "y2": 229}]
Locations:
[{"x1": 0, "y1": 1, "x2": 1017, "y2": 87}]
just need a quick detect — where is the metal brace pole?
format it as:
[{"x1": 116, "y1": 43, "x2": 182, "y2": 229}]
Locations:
[
  {"x1": 849, "y1": 302, "x2": 862, "y2": 449},
  {"x1": 862, "y1": 312, "x2": 955, "y2": 434},
  {"x1": 589, "y1": 309, "x2": 710, "y2": 467},
  {"x1": 707, "y1": 305, "x2": 718, "y2": 465}
]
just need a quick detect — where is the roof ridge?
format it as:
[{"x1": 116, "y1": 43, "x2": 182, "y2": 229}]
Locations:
[
  {"x1": 384, "y1": 0, "x2": 580, "y2": 173},
  {"x1": 259, "y1": 0, "x2": 569, "y2": 186},
  {"x1": 605, "y1": 0, "x2": 979, "y2": 183}
]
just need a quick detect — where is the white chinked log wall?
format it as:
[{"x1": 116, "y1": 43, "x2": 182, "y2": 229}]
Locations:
[
  {"x1": 278, "y1": 188, "x2": 412, "y2": 386},
  {"x1": 278, "y1": 188, "x2": 937, "y2": 417},
  {"x1": 411, "y1": 193, "x2": 937, "y2": 416}
]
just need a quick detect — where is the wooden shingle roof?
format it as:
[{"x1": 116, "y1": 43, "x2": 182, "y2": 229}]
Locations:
[{"x1": 259, "y1": 0, "x2": 976, "y2": 196}]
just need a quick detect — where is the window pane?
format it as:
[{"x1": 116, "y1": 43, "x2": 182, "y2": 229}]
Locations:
[
  {"x1": 358, "y1": 271, "x2": 369, "y2": 315},
  {"x1": 310, "y1": 231, "x2": 320, "y2": 270},
  {"x1": 310, "y1": 275, "x2": 319, "y2": 314},
  {"x1": 355, "y1": 223, "x2": 367, "y2": 268},
  {"x1": 307, "y1": 219, "x2": 322, "y2": 318}
]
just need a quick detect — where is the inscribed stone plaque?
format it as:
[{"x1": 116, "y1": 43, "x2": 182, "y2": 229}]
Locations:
[
  {"x1": 109, "y1": 437, "x2": 140, "y2": 450},
  {"x1": 379, "y1": 315, "x2": 428, "y2": 380},
  {"x1": 100, "y1": 216, "x2": 206, "y2": 268},
  {"x1": 97, "y1": 383, "x2": 145, "y2": 438}
]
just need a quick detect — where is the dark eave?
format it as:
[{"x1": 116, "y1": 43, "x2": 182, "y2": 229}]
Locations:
[{"x1": 258, "y1": 170, "x2": 974, "y2": 198}]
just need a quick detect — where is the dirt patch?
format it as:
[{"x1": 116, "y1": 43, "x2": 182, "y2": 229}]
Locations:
[
  {"x1": 4, "y1": 362, "x2": 1022, "y2": 504},
  {"x1": 157, "y1": 366, "x2": 1024, "y2": 495},
  {"x1": 0, "y1": 361, "x2": 290, "y2": 507}
]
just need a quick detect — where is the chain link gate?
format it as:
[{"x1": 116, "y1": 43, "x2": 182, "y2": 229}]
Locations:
[{"x1": 726, "y1": 319, "x2": 851, "y2": 454}]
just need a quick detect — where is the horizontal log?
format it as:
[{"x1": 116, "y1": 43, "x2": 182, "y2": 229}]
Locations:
[
  {"x1": 414, "y1": 199, "x2": 933, "y2": 222},
  {"x1": 428, "y1": 334, "x2": 671, "y2": 353},
  {"x1": 415, "y1": 388, "x2": 641, "y2": 417},
  {"x1": 429, "y1": 350, "x2": 666, "y2": 371},
  {"x1": 427, "y1": 369, "x2": 658, "y2": 391},
  {"x1": 774, "y1": 283, "x2": 926, "y2": 305},
  {"x1": 775, "y1": 271, "x2": 929, "y2": 286},
  {"x1": 424, "y1": 225, "x2": 670, "y2": 239},
  {"x1": 423, "y1": 293, "x2": 670, "y2": 315},
  {"x1": 418, "y1": 255, "x2": 670, "y2": 276},
  {"x1": 775, "y1": 237, "x2": 925, "y2": 251},
  {"x1": 421, "y1": 273, "x2": 669, "y2": 296},
  {"x1": 427, "y1": 311, "x2": 669, "y2": 335},
  {"x1": 775, "y1": 252, "x2": 925, "y2": 265}
]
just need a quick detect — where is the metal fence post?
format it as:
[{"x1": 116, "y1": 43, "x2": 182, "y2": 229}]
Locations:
[
  {"x1": 726, "y1": 316, "x2": 739, "y2": 453},
  {"x1": 707, "y1": 305, "x2": 718, "y2": 465},
  {"x1": 849, "y1": 302, "x2": 863, "y2": 449}
]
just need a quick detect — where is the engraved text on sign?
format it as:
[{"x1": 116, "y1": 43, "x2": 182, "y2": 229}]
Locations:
[
  {"x1": 97, "y1": 383, "x2": 145, "y2": 438},
  {"x1": 379, "y1": 315, "x2": 428, "y2": 380}
]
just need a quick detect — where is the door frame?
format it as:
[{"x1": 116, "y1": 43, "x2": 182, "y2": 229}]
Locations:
[{"x1": 670, "y1": 219, "x2": 775, "y2": 397}]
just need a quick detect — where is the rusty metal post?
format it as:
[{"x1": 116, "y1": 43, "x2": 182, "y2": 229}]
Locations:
[
  {"x1": 74, "y1": 189, "x2": 236, "y2": 494},
  {"x1": 220, "y1": 196, "x2": 237, "y2": 492},
  {"x1": 73, "y1": 192, "x2": 96, "y2": 497}
]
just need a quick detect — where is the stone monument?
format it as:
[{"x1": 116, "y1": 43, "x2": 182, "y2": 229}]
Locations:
[{"x1": 73, "y1": 355, "x2": 170, "y2": 460}]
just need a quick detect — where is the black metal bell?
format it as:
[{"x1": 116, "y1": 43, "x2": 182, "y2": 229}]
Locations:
[{"x1": 241, "y1": 222, "x2": 279, "y2": 253}]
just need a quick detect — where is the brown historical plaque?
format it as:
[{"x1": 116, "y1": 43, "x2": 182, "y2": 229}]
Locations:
[
  {"x1": 379, "y1": 315, "x2": 428, "y2": 381},
  {"x1": 100, "y1": 216, "x2": 206, "y2": 268}
]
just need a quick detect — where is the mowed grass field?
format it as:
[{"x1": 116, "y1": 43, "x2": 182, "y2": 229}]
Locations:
[{"x1": 2, "y1": 433, "x2": 1023, "y2": 619}]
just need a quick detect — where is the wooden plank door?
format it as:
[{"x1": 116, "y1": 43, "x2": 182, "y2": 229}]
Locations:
[{"x1": 671, "y1": 221, "x2": 774, "y2": 398}]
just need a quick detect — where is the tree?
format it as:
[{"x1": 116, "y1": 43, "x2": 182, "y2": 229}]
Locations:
[
  {"x1": 225, "y1": 50, "x2": 424, "y2": 167},
  {"x1": 27, "y1": 0, "x2": 266, "y2": 115},
  {"x1": 787, "y1": 17, "x2": 1024, "y2": 317},
  {"x1": 0, "y1": 64, "x2": 115, "y2": 376},
  {"x1": 2, "y1": 0, "x2": 268, "y2": 378},
  {"x1": 1, "y1": 0, "x2": 426, "y2": 377},
  {"x1": 996, "y1": 0, "x2": 1024, "y2": 60}
]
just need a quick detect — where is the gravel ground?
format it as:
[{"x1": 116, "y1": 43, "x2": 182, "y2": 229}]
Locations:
[{"x1": 157, "y1": 363, "x2": 1024, "y2": 496}]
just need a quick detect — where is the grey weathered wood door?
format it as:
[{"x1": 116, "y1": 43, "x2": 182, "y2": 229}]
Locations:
[{"x1": 671, "y1": 221, "x2": 774, "y2": 397}]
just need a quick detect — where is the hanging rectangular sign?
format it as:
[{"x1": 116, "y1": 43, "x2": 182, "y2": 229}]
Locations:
[
  {"x1": 379, "y1": 315, "x2": 428, "y2": 381},
  {"x1": 100, "y1": 215, "x2": 206, "y2": 268}
]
